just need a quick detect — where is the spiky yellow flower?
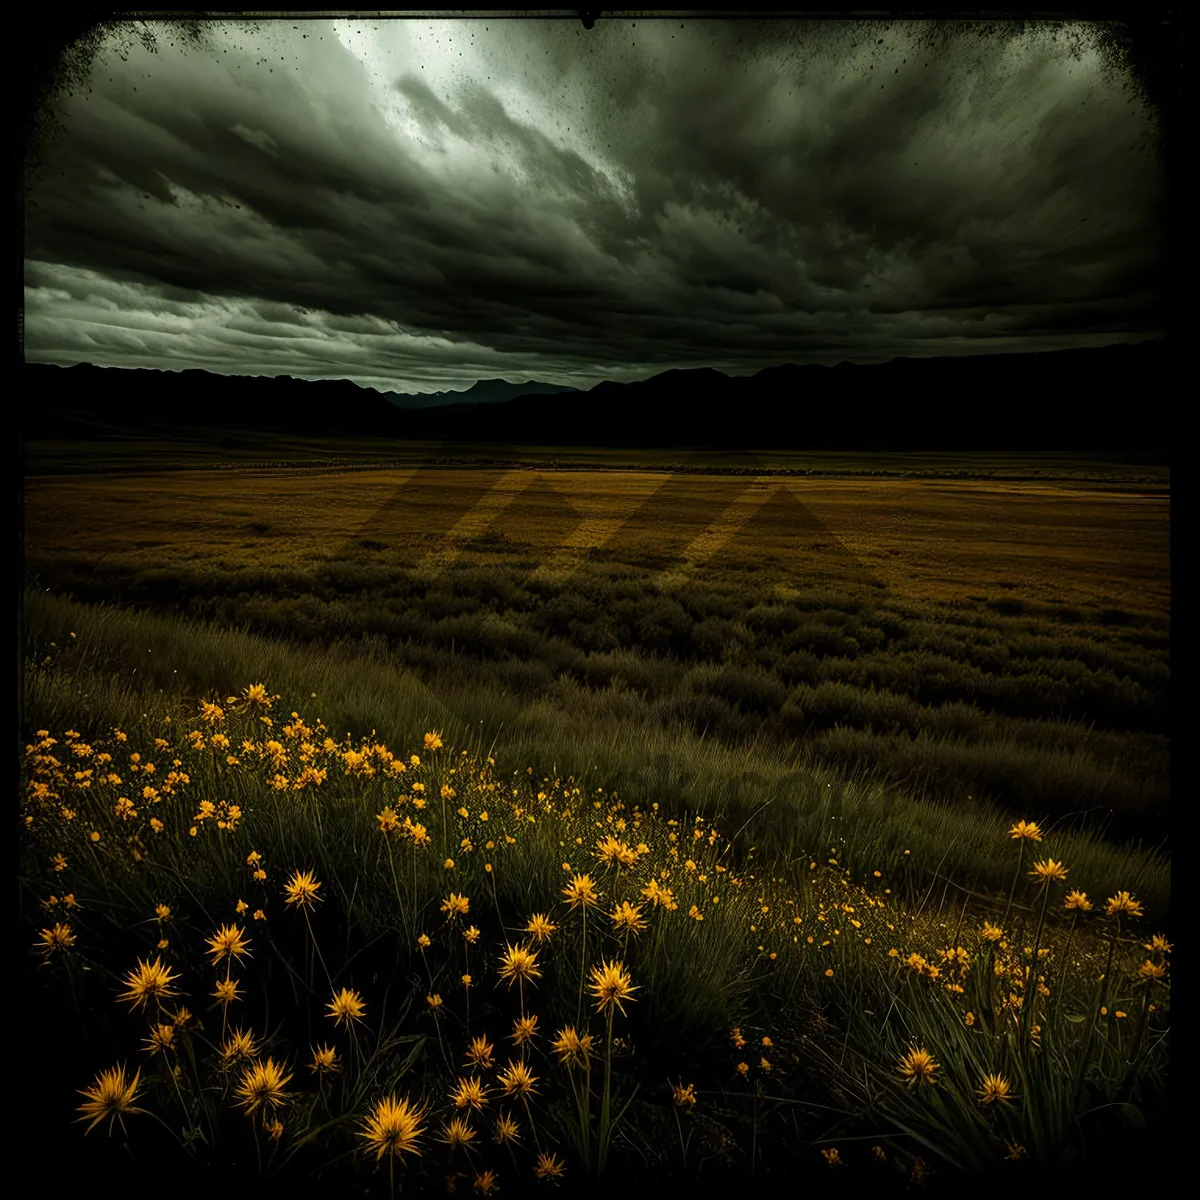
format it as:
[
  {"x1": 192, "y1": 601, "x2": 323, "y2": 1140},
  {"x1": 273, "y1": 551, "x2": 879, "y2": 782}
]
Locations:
[
  {"x1": 980, "y1": 922, "x2": 1004, "y2": 942},
  {"x1": 1028, "y1": 859, "x2": 1069, "y2": 885},
  {"x1": 610, "y1": 900, "x2": 648, "y2": 936},
  {"x1": 534, "y1": 1151, "x2": 567, "y2": 1179},
  {"x1": 640, "y1": 877, "x2": 674, "y2": 908},
  {"x1": 219, "y1": 1028, "x2": 259, "y2": 1067},
  {"x1": 452, "y1": 1077, "x2": 490, "y2": 1111},
  {"x1": 562, "y1": 873, "x2": 602, "y2": 910},
  {"x1": 213, "y1": 976, "x2": 244, "y2": 1007},
  {"x1": 37, "y1": 923, "x2": 75, "y2": 955},
  {"x1": 493, "y1": 1113, "x2": 521, "y2": 1144},
  {"x1": 497, "y1": 943, "x2": 542, "y2": 989},
  {"x1": 1105, "y1": 891, "x2": 1144, "y2": 919},
  {"x1": 142, "y1": 1023, "x2": 176, "y2": 1055},
  {"x1": 234, "y1": 1056, "x2": 293, "y2": 1115},
  {"x1": 233, "y1": 683, "x2": 272, "y2": 709},
  {"x1": 525, "y1": 913, "x2": 558, "y2": 943},
  {"x1": 595, "y1": 835, "x2": 638, "y2": 868},
  {"x1": 427, "y1": 993, "x2": 444, "y2": 1010},
  {"x1": 512, "y1": 1014, "x2": 539, "y2": 1046},
  {"x1": 588, "y1": 958, "x2": 638, "y2": 1017},
  {"x1": 206, "y1": 923, "x2": 252, "y2": 964},
  {"x1": 283, "y1": 869, "x2": 322, "y2": 910},
  {"x1": 821, "y1": 1148, "x2": 843, "y2": 1167},
  {"x1": 117, "y1": 956, "x2": 179, "y2": 1010},
  {"x1": 440, "y1": 1117, "x2": 476, "y2": 1152},
  {"x1": 309, "y1": 1044, "x2": 340, "y2": 1074},
  {"x1": 1138, "y1": 959, "x2": 1167, "y2": 981},
  {"x1": 551, "y1": 1025, "x2": 593, "y2": 1069},
  {"x1": 465, "y1": 1035, "x2": 495, "y2": 1070},
  {"x1": 897, "y1": 1047, "x2": 939, "y2": 1086},
  {"x1": 424, "y1": 731, "x2": 443, "y2": 751},
  {"x1": 1008, "y1": 820, "x2": 1043, "y2": 842},
  {"x1": 1144, "y1": 934, "x2": 1172, "y2": 955},
  {"x1": 672, "y1": 1082, "x2": 696, "y2": 1107},
  {"x1": 976, "y1": 1073, "x2": 1014, "y2": 1105},
  {"x1": 474, "y1": 1170, "x2": 499, "y2": 1194},
  {"x1": 327, "y1": 987, "x2": 367, "y2": 1028},
  {"x1": 358, "y1": 1094, "x2": 426, "y2": 1161},
  {"x1": 1064, "y1": 890, "x2": 1093, "y2": 912},
  {"x1": 441, "y1": 893, "x2": 470, "y2": 919},
  {"x1": 75, "y1": 1064, "x2": 145, "y2": 1135},
  {"x1": 497, "y1": 1060, "x2": 540, "y2": 1097}
]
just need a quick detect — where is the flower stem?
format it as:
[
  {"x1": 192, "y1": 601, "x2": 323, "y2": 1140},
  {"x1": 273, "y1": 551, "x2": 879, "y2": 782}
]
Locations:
[
  {"x1": 576, "y1": 908, "x2": 587, "y2": 1026},
  {"x1": 1024, "y1": 883, "x2": 1051, "y2": 1037},
  {"x1": 522, "y1": 1092, "x2": 543, "y2": 1154},
  {"x1": 1054, "y1": 912, "x2": 1078, "y2": 1014},
  {"x1": 581, "y1": 1056, "x2": 592, "y2": 1169},
  {"x1": 1121, "y1": 984, "x2": 1155, "y2": 1098},
  {"x1": 1073, "y1": 915, "x2": 1120, "y2": 1110},
  {"x1": 304, "y1": 908, "x2": 332, "y2": 991},
  {"x1": 1002, "y1": 842, "x2": 1025, "y2": 927},
  {"x1": 598, "y1": 1005, "x2": 615, "y2": 1176}
]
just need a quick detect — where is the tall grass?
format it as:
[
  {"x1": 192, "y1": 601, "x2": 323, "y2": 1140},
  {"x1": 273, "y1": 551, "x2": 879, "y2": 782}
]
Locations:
[
  {"x1": 20, "y1": 666, "x2": 1171, "y2": 1193},
  {"x1": 24, "y1": 531, "x2": 1170, "y2": 835},
  {"x1": 22, "y1": 591, "x2": 1169, "y2": 917}
]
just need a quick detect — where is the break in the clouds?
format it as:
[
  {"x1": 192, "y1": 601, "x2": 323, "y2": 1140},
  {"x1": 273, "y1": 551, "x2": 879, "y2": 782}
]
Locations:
[{"x1": 23, "y1": 17, "x2": 1165, "y2": 394}]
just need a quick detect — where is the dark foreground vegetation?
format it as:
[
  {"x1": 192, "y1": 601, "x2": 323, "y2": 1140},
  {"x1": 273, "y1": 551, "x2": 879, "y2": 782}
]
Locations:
[
  {"x1": 20, "y1": 645, "x2": 1171, "y2": 1197},
  {"x1": 19, "y1": 447, "x2": 1171, "y2": 1194}
]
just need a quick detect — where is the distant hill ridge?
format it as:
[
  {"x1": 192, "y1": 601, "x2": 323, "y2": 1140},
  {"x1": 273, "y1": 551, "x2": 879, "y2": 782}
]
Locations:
[
  {"x1": 19, "y1": 341, "x2": 1171, "y2": 452},
  {"x1": 389, "y1": 379, "x2": 580, "y2": 409}
]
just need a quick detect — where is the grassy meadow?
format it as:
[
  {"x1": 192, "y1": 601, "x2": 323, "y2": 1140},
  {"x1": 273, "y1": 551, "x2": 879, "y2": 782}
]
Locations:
[{"x1": 19, "y1": 445, "x2": 1171, "y2": 1195}]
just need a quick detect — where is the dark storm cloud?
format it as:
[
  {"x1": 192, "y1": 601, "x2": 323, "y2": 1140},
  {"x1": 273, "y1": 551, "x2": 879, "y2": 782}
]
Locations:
[{"x1": 23, "y1": 17, "x2": 1164, "y2": 391}]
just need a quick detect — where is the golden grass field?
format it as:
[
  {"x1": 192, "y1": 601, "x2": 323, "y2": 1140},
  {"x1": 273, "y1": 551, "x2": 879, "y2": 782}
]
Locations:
[{"x1": 24, "y1": 464, "x2": 1169, "y2": 617}]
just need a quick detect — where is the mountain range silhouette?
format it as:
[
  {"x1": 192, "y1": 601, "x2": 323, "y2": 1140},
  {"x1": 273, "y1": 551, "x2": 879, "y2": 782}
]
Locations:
[{"x1": 20, "y1": 341, "x2": 1170, "y2": 454}]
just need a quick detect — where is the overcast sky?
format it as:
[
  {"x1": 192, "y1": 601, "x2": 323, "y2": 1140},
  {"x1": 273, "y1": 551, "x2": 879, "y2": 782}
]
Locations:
[{"x1": 23, "y1": 16, "x2": 1165, "y2": 395}]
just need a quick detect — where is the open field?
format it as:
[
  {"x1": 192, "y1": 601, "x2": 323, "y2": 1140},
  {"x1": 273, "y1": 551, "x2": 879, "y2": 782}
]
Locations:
[
  {"x1": 24, "y1": 461, "x2": 1170, "y2": 609},
  {"x1": 19, "y1": 450, "x2": 1171, "y2": 1193},
  {"x1": 23, "y1": 434, "x2": 1171, "y2": 482},
  {"x1": 25, "y1": 459, "x2": 1170, "y2": 847}
]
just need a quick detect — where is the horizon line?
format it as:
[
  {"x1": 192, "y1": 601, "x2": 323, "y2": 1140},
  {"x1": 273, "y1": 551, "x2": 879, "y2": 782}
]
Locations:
[{"x1": 23, "y1": 335, "x2": 1169, "y2": 397}]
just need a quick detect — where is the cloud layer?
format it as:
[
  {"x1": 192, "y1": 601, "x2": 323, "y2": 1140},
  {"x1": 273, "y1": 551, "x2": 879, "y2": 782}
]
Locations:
[{"x1": 23, "y1": 18, "x2": 1165, "y2": 393}]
